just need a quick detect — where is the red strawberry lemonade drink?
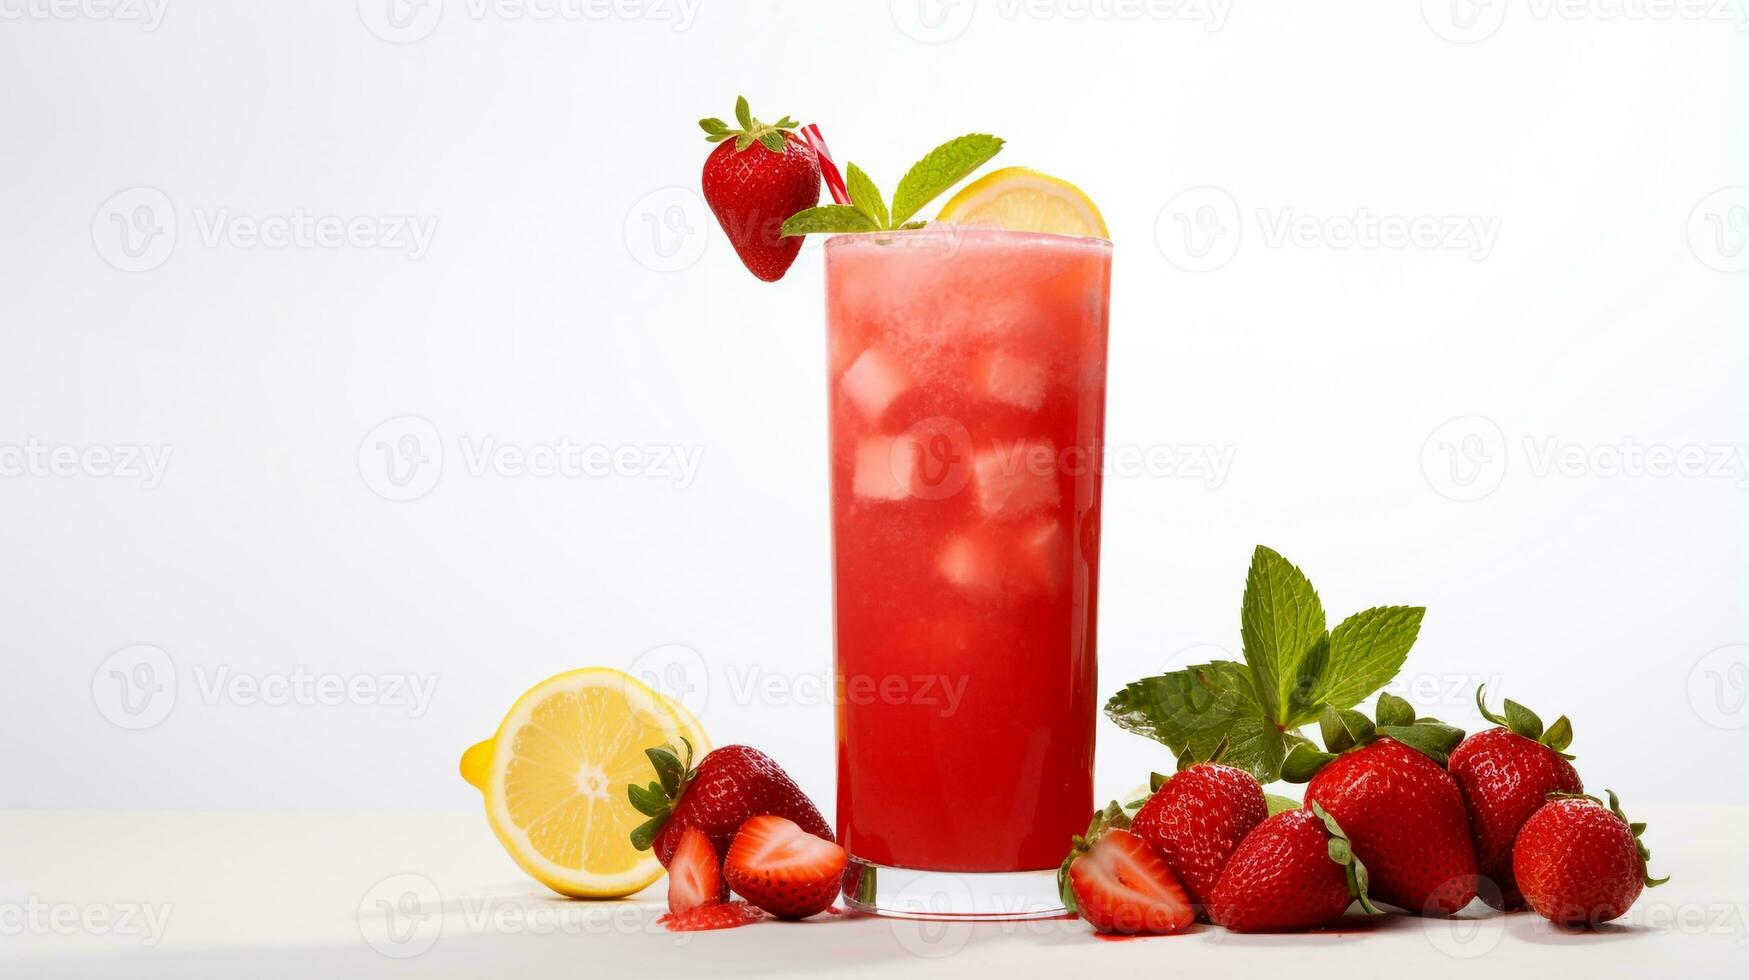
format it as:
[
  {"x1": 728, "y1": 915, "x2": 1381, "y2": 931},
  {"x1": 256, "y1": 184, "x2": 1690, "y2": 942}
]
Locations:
[
  {"x1": 825, "y1": 226, "x2": 1110, "y2": 917},
  {"x1": 697, "y1": 104, "x2": 1112, "y2": 917}
]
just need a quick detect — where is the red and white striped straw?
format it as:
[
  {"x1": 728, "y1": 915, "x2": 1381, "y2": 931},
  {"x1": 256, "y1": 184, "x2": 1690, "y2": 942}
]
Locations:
[{"x1": 801, "y1": 123, "x2": 850, "y2": 206}]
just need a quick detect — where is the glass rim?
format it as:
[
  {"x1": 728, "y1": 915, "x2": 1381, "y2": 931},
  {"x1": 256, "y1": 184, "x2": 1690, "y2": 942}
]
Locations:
[{"x1": 823, "y1": 226, "x2": 1112, "y2": 250}]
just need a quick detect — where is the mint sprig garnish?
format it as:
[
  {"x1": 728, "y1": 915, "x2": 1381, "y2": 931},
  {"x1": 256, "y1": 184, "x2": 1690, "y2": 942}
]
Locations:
[
  {"x1": 1104, "y1": 546, "x2": 1428, "y2": 783},
  {"x1": 699, "y1": 95, "x2": 800, "y2": 153},
  {"x1": 781, "y1": 133, "x2": 1004, "y2": 237}
]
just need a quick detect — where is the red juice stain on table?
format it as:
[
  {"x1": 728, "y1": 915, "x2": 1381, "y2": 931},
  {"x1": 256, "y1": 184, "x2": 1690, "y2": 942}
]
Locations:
[{"x1": 657, "y1": 902, "x2": 768, "y2": 932}]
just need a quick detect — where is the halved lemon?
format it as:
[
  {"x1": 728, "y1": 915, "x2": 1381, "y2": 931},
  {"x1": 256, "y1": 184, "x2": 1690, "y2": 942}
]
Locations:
[
  {"x1": 460, "y1": 668, "x2": 711, "y2": 898},
  {"x1": 935, "y1": 166, "x2": 1109, "y2": 238}
]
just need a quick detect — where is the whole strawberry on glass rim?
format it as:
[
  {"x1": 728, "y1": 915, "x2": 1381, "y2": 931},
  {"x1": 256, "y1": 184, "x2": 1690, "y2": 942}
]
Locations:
[
  {"x1": 697, "y1": 97, "x2": 821, "y2": 282},
  {"x1": 1447, "y1": 686, "x2": 1583, "y2": 909}
]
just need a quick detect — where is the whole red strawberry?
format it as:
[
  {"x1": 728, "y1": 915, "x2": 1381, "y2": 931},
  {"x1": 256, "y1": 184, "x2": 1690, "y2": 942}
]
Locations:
[
  {"x1": 1448, "y1": 686, "x2": 1583, "y2": 909},
  {"x1": 628, "y1": 740, "x2": 833, "y2": 868},
  {"x1": 1130, "y1": 763, "x2": 1268, "y2": 912},
  {"x1": 698, "y1": 97, "x2": 820, "y2": 282},
  {"x1": 1285, "y1": 696, "x2": 1476, "y2": 915},
  {"x1": 1514, "y1": 790, "x2": 1666, "y2": 927},
  {"x1": 1305, "y1": 737, "x2": 1477, "y2": 915},
  {"x1": 1208, "y1": 804, "x2": 1377, "y2": 932}
]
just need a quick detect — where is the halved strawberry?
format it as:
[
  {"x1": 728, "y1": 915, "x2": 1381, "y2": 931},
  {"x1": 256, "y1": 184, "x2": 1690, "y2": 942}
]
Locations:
[
  {"x1": 1067, "y1": 829, "x2": 1196, "y2": 935},
  {"x1": 723, "y1": 815, "x2": 847, "y2": 919},
  {"x1": 657, "y1": 901, "x2": 767, "y2": 933},
  {"x1": 667, "y1": 826, "x2": 727, "y2": 914}
]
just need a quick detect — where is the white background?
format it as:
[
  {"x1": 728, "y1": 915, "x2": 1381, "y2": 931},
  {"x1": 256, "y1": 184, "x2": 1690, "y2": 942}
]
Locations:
[{"x1": 1, "y1": 0, "x2": 1745, "y2": 824}]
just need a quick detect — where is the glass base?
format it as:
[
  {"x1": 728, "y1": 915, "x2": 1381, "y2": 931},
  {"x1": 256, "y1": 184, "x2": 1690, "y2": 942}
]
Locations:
[{"x1": 841, "y1": 857, "x2": 1067, "y2": 920}]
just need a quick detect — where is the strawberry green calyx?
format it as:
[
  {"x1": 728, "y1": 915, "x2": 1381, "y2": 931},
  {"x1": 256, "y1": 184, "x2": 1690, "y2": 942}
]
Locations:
[
  {"x1": 699, "y1": 96, "x2": 801, "y2": 154},
  {"x1": 1279, "y1": 693, "x2": 1466, "y2": 783},
  {"x1": 1056, "y1": 799, "x2": 1136, "y2": 913},
  {"x1": 1311, "y1": 802, "x2": 1381, "y2": 915},
  {"x1": 626, "y1": 737, "x2": 696, "y2": 850},
  {"x1": 1548, "y1": 789, "x2": 1670, "y2": 889},
  {"x1": 1477, "y1": 684, "x2": 1575, "y2": 758}
]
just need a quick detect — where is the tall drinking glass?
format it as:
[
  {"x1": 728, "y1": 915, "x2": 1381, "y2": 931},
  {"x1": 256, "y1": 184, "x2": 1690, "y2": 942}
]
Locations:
[{"x1": 824, "y1": 227, "x2": 1111, "y2": 918}]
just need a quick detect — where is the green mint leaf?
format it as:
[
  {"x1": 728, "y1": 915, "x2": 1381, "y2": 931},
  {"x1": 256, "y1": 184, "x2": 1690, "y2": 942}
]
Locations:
[
  {"x1": 889, "y1": 133, "x2": 1004, "y2": 226},
  {"x1": 1374, "y1": 692, "x2": 1416, "y2": 728},
  {"x1": 844, "y1": 163, "x2": 889, "y2": 230},
  {"x1": 1264, "y1": 791, "x2": 1302, "y2": 816},
  {"x1": 734, "y1": 95, "x2": 752, "y2": 130},
  {"x1": 781, "y1": 205, "x2": 879, "y2": 237},
  {"x1": 1504, "y1": 699, "x2": 1544, "y2": 740},
  {"x1": 1283, "y1": 633, "x2": 1329, "y2": 723},
  {"x1": 1241, "y1": 546, "x2": 1327, "y2": 722},
  {"x1": 1311, "y1": 605, "x2": 1424, "y2": 711},
  {"x1": 1104, "y1": 662, "x2": 1254, "y2": 759},
  {"x1": 1223, "y1": 715, "x2": 1292, "y2": 783}
]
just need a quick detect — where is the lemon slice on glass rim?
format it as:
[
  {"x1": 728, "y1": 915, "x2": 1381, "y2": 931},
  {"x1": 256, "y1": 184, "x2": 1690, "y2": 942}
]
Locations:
[
  {"x1": 935, "y1": 166, "x2": 1109, "y2": 239},
  {"x1": 458, "y1": 668, "x2": 711, "y2": 898}
]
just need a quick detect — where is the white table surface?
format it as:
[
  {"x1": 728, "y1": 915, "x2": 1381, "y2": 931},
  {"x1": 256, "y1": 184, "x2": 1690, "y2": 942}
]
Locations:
[{"x1": 3, "y1": 807, "x2": 1744, "y2": 978}]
